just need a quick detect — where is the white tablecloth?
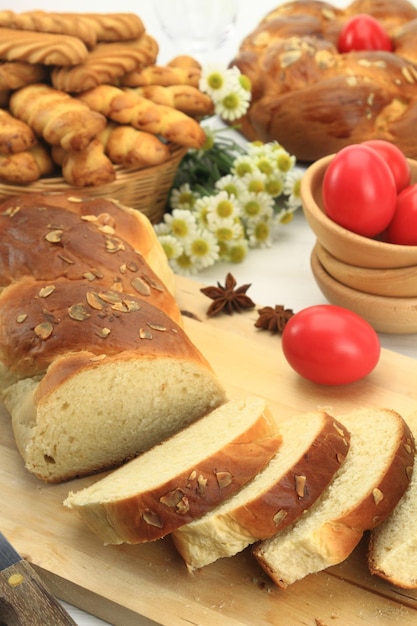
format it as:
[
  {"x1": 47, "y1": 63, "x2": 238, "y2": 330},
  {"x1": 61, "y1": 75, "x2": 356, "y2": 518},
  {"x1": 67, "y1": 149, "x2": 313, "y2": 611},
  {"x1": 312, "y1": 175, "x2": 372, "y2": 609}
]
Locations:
[{"x1": 10, "y1": 0, "x2": 417, "y2": 623}]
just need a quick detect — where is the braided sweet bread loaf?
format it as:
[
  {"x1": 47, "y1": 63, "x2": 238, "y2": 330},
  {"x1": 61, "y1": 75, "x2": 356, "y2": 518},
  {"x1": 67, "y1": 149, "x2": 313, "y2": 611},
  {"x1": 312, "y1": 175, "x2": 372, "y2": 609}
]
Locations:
[
  {"x1": 0, "y1": 192, "x2": 226, "y2": 483},
  {"x1": 230, "y1": 0, "x2": 417, "y2": 161}
]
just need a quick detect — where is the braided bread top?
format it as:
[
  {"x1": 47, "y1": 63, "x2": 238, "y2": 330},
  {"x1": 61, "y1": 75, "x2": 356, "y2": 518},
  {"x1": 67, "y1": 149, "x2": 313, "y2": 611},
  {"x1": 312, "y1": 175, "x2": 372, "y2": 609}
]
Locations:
[{"x1": 230, "y1": 0, "x2": 417, "y2": 161}]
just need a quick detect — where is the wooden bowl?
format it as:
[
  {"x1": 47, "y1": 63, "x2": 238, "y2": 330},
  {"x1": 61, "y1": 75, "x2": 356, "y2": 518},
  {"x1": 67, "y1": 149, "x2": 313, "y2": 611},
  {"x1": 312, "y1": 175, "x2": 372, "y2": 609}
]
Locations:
[
  {"x1": 301, "y1": 155, "x2": 417, "y2": 269},
  {"x1": 314, "y1": 242, "x2": 417, "y2": 298},
  {"x1": 311, "y1": 247, "x2": 417, "y2": 334}
]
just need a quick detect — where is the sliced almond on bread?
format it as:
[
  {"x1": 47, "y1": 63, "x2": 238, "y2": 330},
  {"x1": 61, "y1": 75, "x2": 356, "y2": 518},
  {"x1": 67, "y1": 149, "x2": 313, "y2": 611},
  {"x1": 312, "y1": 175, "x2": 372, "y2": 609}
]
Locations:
[
  {"x1": 64, "y1": 396, "x2": 282, "y2": 544},
  {"x1": 368, "y1": 410, "x2": 417, "y2": 588},
  {"x1": 253, "y1": 408, "x2": 415, "y2": 588},
  {"x1": 172, "y1": 410, "x2": 350, "y2": 571}
]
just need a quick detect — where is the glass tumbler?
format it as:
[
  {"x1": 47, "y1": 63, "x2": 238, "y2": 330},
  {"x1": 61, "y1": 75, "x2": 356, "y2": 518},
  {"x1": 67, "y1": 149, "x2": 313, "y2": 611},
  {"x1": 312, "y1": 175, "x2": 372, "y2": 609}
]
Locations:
[{"x1": 153, "y1": 0, "x2": 239, "y2": 61}]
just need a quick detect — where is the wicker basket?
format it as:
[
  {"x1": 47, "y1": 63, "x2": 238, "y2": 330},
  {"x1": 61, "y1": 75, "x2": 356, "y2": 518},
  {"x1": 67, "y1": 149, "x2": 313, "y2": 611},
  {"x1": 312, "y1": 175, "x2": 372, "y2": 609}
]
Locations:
[{"x1": 0, "y1": 144, "x2": 188, "y2": 224}]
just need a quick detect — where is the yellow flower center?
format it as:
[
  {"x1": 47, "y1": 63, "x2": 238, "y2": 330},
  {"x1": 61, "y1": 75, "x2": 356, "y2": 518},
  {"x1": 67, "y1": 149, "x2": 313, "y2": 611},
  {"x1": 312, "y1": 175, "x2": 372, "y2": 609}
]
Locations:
[
  {"x1": 244, "y1": 200, "x2": 261, "y2": 216},
  {"x1": 216, "y1": 199, "x2": 234, "y2": 218},
  {"x1": 223, "y1": 183, "x2": 239, "y2": 197},
  {"x1": 248, "y1": 179, "x2": 264, "y2": 193},
  {"x1": 199, "y1": 206, "x2": 210, "y2": 226},
  {"x1": 235, "y1": 162, "x2": 253, "y2": 177},
  {"x1": 276, "y1": 153, "x2": 293, "y2": 172},
  {"x1": 292, "y1": 179, "x2": 301, "y2": 198},
  {"x1": 176, "y1": 252, "x2": 193, "y2": 269},
  {"x1": 216, "y1": 227, "x2": 234, "y2": 242},
  {"x1": 179, "y1": 191, "x2": 196, "y2": 207},
  {"x1": 254, "y1": 221, "x2": 270, "y2": 242},
  {"x1": 218, "y1": 241, "x2": 229, "y2": 257},
  {"x1": 280, "y1": 212, "x2": 294, "y2": 225},
  {"x1": 207, "y1": 72, "x2": 224, "y2": 90},
  {"x1": 190, "y1": 239, "x2": 210, "y2": 257},
  {"x1": 239, "y1": 74, "x2": 252, "y2": 92},
  {"x1": 265, "y1": 178, "x2": 284, "y2": 196},
  {"x1": 171, "y1": 219, "x2": 189, "y2": 238},
  {"x1": 222, "y1": 93, "x2": 239, "y2": 111},
  {"x1": 257, "y1": 159, "x2": 273, "y2": 176},
  {"x1": 228, "y1": 243, "x2": 247, "y2": 263}
]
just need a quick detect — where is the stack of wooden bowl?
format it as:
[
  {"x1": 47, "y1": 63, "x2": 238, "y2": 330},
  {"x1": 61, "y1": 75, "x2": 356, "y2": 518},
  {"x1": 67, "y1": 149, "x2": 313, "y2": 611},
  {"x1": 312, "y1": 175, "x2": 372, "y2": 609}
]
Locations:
[{"x1": 301, "y1": 155, "x2": 417, "y2": 334}]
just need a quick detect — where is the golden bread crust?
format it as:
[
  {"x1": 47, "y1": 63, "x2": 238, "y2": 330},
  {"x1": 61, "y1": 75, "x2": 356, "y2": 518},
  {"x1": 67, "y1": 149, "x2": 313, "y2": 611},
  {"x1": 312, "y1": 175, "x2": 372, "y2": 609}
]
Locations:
[
  {"x1": 230, "y1": 0, "x2": 417, "y2": 160},
  {"x1": 0, "y1": 202, "x2": 181, "y2": 324},
  {"x1": 0, "y1": 192, "x2": 176, "y2": 293}
]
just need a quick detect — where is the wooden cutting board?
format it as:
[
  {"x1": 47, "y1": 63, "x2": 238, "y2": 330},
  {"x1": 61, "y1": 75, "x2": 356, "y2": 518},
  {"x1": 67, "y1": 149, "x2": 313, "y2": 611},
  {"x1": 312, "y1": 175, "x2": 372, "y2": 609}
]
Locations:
[{"x1": 1, "y1": 275, "x2": 417, "y2": 626}]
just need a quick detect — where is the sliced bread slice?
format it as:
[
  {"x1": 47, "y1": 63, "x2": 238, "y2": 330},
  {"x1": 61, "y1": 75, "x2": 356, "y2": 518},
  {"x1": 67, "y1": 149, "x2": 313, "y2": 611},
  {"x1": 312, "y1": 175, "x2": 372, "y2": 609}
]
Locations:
[
  {"x1": 368, "y1": 410, "x2": 417, "y2": 588},
  {"x1": 172, "y1": 410, "x2": 350, "y2": 571},
  {"x1": 253, "y1": 408, "x2": 415, "y2": 588},
  {"x1": 64, "y1": 396, "x2": 282, "y2": 544}
]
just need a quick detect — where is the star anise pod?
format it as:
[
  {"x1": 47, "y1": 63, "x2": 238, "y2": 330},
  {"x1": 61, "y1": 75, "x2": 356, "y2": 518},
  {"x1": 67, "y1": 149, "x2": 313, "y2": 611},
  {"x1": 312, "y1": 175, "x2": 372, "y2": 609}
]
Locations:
[
  {"x1": 255, "y1": 305, "x2": 294, "y2": 334},
  {"x1": 200, "y1": 273, "x2": 256, "y2": 317}
]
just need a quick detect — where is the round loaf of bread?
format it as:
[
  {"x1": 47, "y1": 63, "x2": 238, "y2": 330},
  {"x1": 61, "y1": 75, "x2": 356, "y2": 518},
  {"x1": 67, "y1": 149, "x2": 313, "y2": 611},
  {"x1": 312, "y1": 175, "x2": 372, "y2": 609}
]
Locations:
[{"x1": 230, "y1": 0, "x2": 417, "y2": 161}]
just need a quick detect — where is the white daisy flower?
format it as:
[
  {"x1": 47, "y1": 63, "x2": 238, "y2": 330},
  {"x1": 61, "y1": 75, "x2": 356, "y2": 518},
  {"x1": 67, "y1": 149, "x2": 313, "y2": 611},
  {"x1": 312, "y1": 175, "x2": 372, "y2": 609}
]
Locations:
[
  {"x1": 169, "y1": 251, "x2": 198, "y2": 276},
  {"x1": 270, "y1": 214, "x2": 283, "y2": 241},
  {"x1": 239, "y1": 191, "x2": 274, "y2": 222},
  {"x1": 231, "y1": 154, "x2": 257, "y2": 178},
  {"x1": 264, "y1": 172, "x2": 285, "y2": 198},
  {"x1": 284, "y1": 168, "x2": 304, "y2": 209},
  {"x1": 239, "y1": 170, "x2": 268, "y2": 194},
  {"x1": 207, "y1": 190, "x2": 240, "y2": 221},
  {"x1": 153, "y1": 221, "x2": 170, "y2": 236},
  {"x1": 251, "y1": 154, "x2": 275, "y2": 177},
  {"x1": 276, "y1": 207, "x2": 297, "y2": 225},
  {"x1": 246, "y1": 217, "x2": 273, "y2": 249},
  {"x1": 246, "y1": 141, "x2": 269, "y2": 157},
  {"x1": 226, "y1": 65, "x2": 252, "y2": 96},
  {"x1": 272, "y1": 147, "x2": 296, "y2": 173},
  {"x1": 206, "y1": 214, "x2": 243, "y2": 242},
  {"x1": 157, "y1": 234, "x2": 183, "y2": 260},
  {"x1": 214, "y1": 87, "x2": 251, "y2": 121},
  {"x1": 249, "y1": 140, "x2": 283, "y2": 155},
  {"x1": 193, "y1": 195, "x2": 214, "y2": 228},
  {"x1": 214, "y1": 174, "x2": 242, "y2": 198},
  {"x1": 224, "y1": 238, "x2": 249, "y2": 263},
  {"x1": 185, "y1": 229, "x2": 220, "y2": 268},
  {"x1": 226, "y1": 65, "x2": 242, "y2": 80},
  {"x1": 163, "y1": 209, "x2": 197, "y2": 240},
  {"x1": 170, "y1": 183, "x2": 200, "y2": 210},
  {"x1": 199, "y1": 64, "x2": 232, "y2": 99}
]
